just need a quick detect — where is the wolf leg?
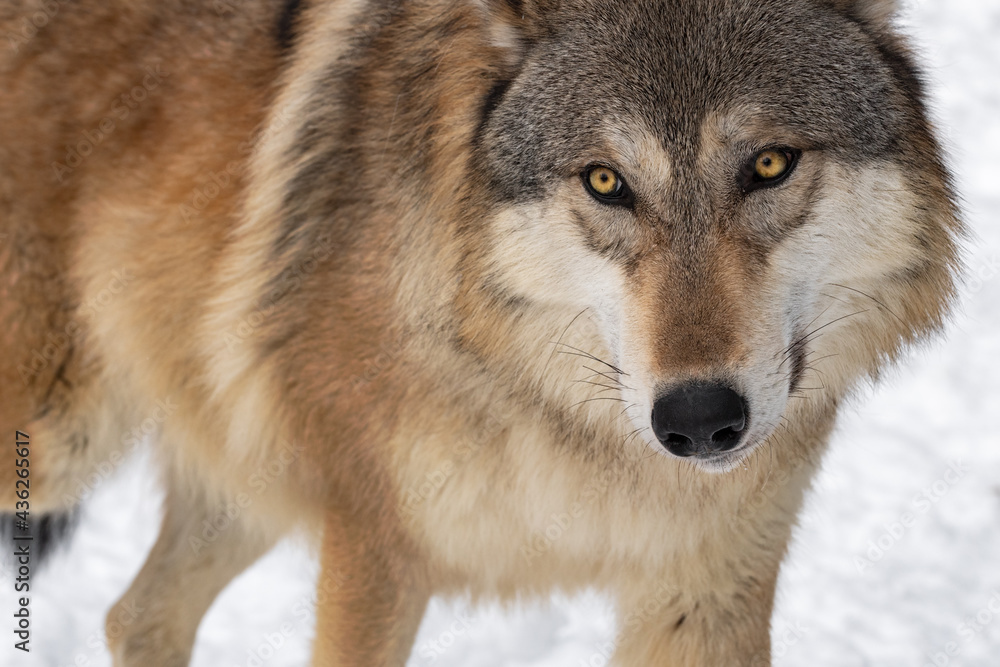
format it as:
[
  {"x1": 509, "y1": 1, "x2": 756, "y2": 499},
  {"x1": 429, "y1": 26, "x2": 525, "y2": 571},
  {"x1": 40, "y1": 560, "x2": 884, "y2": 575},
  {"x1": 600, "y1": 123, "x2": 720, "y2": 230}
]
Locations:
[
  {"x1": 611, "y1": 578, "x2": 776, "y2": 667},
  {"x1": 310, "y1": 510, "x2": 429, "y2": 667},
  {"x1": 107, "y1": 482, "x2": 279, "y2": 667}
]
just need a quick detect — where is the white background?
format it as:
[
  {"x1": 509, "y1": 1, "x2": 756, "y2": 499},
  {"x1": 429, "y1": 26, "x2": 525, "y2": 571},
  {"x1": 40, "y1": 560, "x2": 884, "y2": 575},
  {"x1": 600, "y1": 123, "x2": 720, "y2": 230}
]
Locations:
[{"x1": 3, "y1": 0, "x2": 999, "y2": 665}]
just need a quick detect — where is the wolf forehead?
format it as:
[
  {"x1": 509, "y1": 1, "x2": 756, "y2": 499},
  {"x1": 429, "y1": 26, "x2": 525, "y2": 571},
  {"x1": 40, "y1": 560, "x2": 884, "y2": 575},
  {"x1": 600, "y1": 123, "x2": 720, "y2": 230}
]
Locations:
[{"x1": 481, "y1": 0, "x2": 919, "y2": 188}]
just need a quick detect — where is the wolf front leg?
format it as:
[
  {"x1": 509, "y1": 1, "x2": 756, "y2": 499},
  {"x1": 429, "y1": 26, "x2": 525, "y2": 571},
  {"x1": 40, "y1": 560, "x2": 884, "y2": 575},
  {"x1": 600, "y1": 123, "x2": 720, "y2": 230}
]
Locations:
[
  {"x1": 611, "y1": 574, "x2": 777, "y2": 667},
  {"x1": 310, "y1": 510, "x2": 430, "y2": 666},
  {"x1": 107, "y1": 484, "x2": 279, "y2": 667}
]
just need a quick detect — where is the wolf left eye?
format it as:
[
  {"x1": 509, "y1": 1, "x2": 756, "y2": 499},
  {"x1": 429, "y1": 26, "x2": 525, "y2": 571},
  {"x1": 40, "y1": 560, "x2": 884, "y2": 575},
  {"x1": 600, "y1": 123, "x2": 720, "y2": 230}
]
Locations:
[
  {"x1": 582, "y1": 165, "x2": 634, "y2": 207},
  {"x1": 741, "y1": 147, "x2": 800, "y2": 193}
]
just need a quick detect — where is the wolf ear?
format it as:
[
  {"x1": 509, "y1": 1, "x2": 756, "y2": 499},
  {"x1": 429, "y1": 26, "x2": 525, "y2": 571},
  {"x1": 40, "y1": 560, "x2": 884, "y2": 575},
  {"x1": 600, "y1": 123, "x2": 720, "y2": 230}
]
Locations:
[
  {"x1": 473, "y1": 0, "x2": 559, "y2": 67},
  {"x1": 829, "y1": 0, "x2": 899, "y2": 27}
]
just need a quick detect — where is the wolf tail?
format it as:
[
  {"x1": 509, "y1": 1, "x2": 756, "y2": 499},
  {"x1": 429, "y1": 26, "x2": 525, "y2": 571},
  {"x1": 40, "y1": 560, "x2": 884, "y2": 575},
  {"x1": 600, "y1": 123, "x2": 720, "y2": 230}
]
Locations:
[
  {"x1": 0, "y1": 511, "x2": 78, "y2": 570},
  {"x1": 1, "y1": 418, "x2": 99, "y2": 571},
  {"x1": 1, "y1": 383, "x2": 144, "y2": 571}
]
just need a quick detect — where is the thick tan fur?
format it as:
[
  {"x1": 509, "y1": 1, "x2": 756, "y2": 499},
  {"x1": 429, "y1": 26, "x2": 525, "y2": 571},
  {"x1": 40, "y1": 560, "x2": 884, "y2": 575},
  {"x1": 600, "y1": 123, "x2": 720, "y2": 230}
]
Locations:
[{"x1": 0, "y1": 0, "x2": 961, "y2": 665}]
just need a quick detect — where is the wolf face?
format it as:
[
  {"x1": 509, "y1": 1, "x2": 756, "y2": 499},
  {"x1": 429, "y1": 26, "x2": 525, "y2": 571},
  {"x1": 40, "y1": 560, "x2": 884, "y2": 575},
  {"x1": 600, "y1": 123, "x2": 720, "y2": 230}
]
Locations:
[{"x1": 474, "y1": 0, "x2": 959, "y2": 470}]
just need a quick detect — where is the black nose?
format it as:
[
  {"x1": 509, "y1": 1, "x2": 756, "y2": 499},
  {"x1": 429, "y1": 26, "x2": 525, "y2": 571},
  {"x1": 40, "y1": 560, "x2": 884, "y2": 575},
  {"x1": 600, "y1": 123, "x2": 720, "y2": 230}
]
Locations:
[{"x1": 651, "y1": 382, "x2": 747, "y2": 457}]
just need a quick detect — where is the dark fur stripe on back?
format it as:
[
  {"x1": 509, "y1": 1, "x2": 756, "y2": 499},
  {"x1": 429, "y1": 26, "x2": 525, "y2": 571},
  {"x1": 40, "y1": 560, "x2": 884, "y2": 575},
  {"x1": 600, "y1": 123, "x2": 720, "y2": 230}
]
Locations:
[{"x1": 276, "y1": 0, "x2": 306, "y2": 52}]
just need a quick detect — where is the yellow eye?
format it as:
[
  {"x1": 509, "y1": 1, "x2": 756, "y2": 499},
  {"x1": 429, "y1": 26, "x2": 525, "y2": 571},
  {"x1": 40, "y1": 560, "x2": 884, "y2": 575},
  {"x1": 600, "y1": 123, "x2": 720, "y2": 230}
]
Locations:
[
  {"x1": 582, "y1": 165, "x2": 633, "y2": 206},
  {"x1": 588, "y1": 166, "x2": 620, "y2": 196},
  {"x1": 754, "y1": 149, "x2": 790, "y2": 180}
]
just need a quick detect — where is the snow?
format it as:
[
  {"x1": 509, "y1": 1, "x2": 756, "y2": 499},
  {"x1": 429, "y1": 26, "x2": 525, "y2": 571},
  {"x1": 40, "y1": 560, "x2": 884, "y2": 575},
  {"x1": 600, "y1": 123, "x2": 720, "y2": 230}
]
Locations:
[{"x1": 3, "y1": 0, "x2": 999, "y2": 664}]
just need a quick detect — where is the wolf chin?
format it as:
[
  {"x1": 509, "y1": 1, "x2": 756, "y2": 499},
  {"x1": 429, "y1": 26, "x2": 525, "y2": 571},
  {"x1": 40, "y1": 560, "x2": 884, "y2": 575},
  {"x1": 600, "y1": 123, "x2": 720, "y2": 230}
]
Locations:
[{"x1": 0, "y1": 0, "x2": 961, "y2": 664}]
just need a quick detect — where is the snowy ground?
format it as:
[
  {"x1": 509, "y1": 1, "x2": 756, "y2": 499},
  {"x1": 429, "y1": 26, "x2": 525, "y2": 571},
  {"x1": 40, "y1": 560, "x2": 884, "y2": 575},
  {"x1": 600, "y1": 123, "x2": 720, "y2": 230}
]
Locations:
[{"x1": 3, "y1": 0, "x2": 999, "y2": 665}]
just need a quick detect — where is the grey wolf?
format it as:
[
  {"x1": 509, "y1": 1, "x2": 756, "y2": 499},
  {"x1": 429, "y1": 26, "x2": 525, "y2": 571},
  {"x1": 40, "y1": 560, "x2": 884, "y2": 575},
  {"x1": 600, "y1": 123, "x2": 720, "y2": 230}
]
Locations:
[{"x1": 0, "y1": 0, "x2": 961, "y2": 664}]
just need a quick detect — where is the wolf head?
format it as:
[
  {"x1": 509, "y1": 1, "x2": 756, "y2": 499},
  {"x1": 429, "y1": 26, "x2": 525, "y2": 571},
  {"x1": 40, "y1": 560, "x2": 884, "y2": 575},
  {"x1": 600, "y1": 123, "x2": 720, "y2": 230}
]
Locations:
[{"x1": 470, "y1": 0, "x2": 961, "y2": 470}]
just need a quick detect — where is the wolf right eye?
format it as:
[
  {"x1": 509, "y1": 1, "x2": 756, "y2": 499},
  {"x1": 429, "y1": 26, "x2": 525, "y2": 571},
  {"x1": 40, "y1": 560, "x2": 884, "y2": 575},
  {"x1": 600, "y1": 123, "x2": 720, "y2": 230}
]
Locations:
[{"x1": 582, "y1": 165, "x2": 634, "y2": 207}]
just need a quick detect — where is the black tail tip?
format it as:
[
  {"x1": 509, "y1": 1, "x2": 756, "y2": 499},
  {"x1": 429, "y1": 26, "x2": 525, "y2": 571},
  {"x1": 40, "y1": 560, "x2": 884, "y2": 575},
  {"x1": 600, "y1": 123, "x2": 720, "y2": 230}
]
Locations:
[{"x1": 1, "y1": 511, "x2": 78, "y2": 571}]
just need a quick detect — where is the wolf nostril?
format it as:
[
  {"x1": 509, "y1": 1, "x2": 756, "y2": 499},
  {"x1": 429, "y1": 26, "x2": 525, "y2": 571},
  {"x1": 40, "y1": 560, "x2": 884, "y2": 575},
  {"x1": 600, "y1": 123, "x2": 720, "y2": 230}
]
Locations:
[
  {"x1": 712, "y1": 426, "x2": 740, "y2": 442},
  {"x1": 651, "y1": 382, "x2": 747, "y2": 458},
  {"x1": 710, "y1": 426, "x2": 742, "y2": 451},
  {"x1": 665, "y1": 432, "x2": 692, "y2": 448},
  {"x1": 662, "y1": 431, "x2": 696, "y2": 458}
]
